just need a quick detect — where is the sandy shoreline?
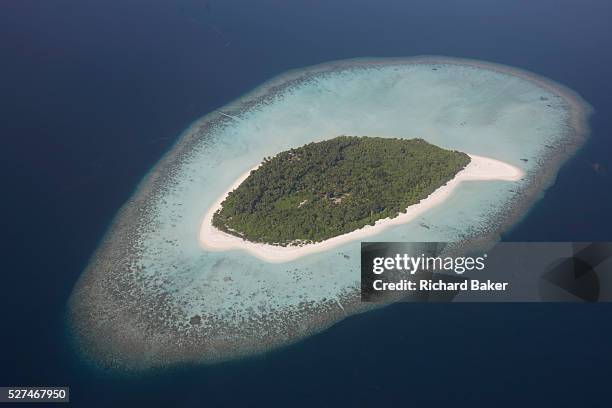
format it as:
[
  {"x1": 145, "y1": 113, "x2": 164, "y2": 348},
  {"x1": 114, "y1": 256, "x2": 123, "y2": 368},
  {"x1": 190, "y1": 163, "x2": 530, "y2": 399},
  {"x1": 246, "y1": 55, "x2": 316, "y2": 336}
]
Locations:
[{"x1": 199, "y1": 154, "x2": 524, "y2": 263}]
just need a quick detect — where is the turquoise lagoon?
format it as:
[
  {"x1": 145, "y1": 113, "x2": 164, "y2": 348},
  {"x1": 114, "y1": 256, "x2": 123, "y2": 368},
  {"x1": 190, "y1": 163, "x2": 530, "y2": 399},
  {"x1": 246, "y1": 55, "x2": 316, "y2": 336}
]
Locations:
[{"x1": 69, "y1": 57, "x2": 590, "y2": 369}]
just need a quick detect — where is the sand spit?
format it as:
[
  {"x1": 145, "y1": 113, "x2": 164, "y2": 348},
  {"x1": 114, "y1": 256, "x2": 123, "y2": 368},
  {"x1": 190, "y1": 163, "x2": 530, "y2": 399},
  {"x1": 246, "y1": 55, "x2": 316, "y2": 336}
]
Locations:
[
  {"x1": 68, "y1": 56, "x2": 592, "y2": 371},
  {"x1": 200, "y1": 154, "x2": 524, "y2": 263}
]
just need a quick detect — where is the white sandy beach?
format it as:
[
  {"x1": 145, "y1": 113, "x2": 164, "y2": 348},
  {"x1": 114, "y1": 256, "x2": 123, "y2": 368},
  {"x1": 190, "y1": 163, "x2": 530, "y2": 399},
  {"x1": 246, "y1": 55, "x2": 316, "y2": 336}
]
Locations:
[{"x1": 199, "y1": 154, "x2": 523, "y2": 263}]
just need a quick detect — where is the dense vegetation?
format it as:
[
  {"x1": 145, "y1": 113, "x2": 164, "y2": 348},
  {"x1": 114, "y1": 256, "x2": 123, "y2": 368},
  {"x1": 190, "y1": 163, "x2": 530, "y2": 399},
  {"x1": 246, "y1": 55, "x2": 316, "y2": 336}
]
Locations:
[{"x1": 212, "y1": 136, "x2": 470, "y2": 245}]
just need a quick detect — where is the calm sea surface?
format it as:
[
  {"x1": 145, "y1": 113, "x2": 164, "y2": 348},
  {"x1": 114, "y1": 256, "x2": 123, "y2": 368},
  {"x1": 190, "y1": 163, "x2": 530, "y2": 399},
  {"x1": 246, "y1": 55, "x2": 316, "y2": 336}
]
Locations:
[{"x1": 1, "y1": 1, "x2": 612, "y2": 406}]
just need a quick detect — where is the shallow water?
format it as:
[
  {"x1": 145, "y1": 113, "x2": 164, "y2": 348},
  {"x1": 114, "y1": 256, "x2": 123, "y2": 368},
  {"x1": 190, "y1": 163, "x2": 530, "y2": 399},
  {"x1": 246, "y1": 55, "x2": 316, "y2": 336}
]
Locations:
[{"x1": 134, "y1": 59, "x2": 579, "y2": 323}]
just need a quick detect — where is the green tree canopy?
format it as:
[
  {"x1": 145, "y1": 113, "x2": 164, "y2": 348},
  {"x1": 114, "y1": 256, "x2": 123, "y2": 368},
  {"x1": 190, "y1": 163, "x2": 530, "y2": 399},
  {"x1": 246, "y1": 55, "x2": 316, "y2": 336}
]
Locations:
[{"x1": 212, "y1": 136, "x2": 470, "y2": 246}]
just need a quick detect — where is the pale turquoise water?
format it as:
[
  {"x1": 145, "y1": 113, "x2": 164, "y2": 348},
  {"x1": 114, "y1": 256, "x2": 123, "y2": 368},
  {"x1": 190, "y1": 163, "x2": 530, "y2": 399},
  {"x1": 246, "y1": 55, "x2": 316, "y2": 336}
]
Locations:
[{"x1": 133, "y1": 59, "x2": 576, "y2": 326}]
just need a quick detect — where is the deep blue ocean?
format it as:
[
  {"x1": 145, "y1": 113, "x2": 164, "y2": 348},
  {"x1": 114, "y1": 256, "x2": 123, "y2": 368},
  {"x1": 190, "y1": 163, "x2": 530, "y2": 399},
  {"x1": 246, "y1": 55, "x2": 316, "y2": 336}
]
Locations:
[{"x1": 2, "y1": 0, "x2": 612, "y2": 406}]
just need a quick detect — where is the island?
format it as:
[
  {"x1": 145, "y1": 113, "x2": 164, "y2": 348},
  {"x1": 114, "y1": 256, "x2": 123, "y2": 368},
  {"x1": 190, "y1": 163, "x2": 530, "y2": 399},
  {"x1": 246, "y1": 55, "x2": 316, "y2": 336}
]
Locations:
[
  {"x1": 68, "y1": 57, "x2": 592, "y2": 370},
  {"x1": 200, "y1": 141, "x2": 522, "y2": 263},
  {"x1": 212, "y1": 136, "x2": 470, "y2": 246}
]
